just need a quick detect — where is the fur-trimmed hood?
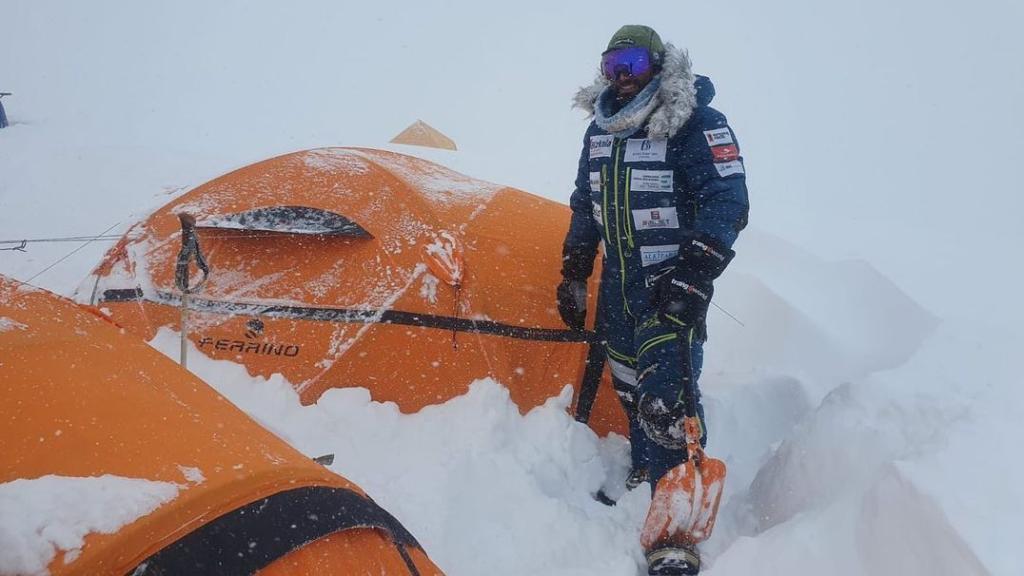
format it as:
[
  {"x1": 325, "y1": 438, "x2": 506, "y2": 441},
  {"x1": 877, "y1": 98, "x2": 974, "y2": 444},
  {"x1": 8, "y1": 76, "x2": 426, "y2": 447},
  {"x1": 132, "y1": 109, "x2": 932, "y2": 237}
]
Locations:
[{"x1": 573, "y1": 43, "x2": 713, "y2": 139}]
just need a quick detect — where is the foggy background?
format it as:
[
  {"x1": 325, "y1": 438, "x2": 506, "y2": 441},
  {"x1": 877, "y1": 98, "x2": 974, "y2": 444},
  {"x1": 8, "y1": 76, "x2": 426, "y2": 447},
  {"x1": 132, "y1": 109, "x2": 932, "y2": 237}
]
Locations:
[{"x1": 3, "y1": 0, "x2": 1023, "y2": 324}]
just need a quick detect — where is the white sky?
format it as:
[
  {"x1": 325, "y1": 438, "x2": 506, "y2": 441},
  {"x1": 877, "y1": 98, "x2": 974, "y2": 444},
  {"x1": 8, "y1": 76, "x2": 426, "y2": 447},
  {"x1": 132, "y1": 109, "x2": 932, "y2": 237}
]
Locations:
[{"x1": 2, "y1": 0, "x2": 1023, "y2": 323}]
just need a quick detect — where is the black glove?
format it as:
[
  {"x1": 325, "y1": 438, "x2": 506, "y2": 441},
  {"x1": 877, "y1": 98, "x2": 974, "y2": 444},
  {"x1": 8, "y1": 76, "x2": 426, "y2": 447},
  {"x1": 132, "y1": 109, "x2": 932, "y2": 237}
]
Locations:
[
  {"x1": 557, "y1": 245, "x2": 595, "y2": 331},
  {"x1": 654, "y1": 234, "x2": 734, "y2": 329},
  {"x1": 557, "y1": 279, "x2": 588, "y2": 331},
  {"x1": 655, "y1": 272, "x2": 713, "y2": 329}
]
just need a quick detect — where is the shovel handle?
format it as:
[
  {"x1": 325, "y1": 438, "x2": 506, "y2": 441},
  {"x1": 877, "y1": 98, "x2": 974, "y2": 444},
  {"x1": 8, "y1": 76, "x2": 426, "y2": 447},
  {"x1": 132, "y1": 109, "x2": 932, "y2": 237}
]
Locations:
[
  {"x1": 679, "y1": 327, "x2": 699, "y2": 418},
  {"x1": 684, "y1": 417, "x2": 704, "y2": 466},
  {"x1": 679, "y1": 327, "x2": 702, "y2": 463}
]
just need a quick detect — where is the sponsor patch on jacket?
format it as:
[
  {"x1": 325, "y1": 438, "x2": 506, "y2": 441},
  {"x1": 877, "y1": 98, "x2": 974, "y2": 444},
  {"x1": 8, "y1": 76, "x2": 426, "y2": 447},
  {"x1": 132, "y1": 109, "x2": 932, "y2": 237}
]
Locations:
[
  {"x1": 703, "y1": 127, "x2": 733, "y2": 147},
  {"x1": 632, "y1": 206, "x2": 679, "y2": 231},
  {"x1": 630, "y1": 169, "x2": 673, "y2": 192},
  {"x1": 714, "y1": 159, "x2": 745, "y2": 177},
  {"x1": 589, "y1": 135, "x2": 613, "y2": 159},
  {"x1": 589, "y1": 171, "x2": 602, "y2": 193},
  {"x1": 592, "y1": 201, "x2": 603, "y2": 226},
  {"x1": 624, "y1": 138, "x2": 667, "y2": 162},
  {"x1": 711, "y1": 144, "x2": 739, "y2": 162},
  {"x1": 640, "y1": 244, "x2": 680, "y2": 267}
]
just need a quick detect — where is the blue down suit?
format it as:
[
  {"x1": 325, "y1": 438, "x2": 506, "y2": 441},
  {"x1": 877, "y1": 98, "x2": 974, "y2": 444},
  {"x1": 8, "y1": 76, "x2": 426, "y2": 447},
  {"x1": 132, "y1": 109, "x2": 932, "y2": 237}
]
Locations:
[{"x1": 564, "y1": 75, "x2": 749, "y2": 484}]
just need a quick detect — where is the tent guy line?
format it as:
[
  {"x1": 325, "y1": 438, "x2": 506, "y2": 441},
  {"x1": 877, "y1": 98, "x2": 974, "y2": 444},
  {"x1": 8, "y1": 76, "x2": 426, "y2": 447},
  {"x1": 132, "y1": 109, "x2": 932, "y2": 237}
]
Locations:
[
  {"x1": 24, "y1": 222, "x2": 122, "y2": 284},
  {"x1": 0, "y1": 235, "x2": 125, "y2": 244}
]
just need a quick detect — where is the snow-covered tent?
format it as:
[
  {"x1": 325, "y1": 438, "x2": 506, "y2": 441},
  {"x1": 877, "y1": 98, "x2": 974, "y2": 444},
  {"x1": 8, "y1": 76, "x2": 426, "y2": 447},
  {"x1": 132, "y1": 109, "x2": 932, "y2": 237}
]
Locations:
[
  {"x1": 0, "y1": 275, "x2": 443, "y2": 576},
  {"x1": 81, "y1": 148, "x2": 626, "y2": 436},
  {"x1": 390, "y1": 120, "x2": 458, "y2": 150}
]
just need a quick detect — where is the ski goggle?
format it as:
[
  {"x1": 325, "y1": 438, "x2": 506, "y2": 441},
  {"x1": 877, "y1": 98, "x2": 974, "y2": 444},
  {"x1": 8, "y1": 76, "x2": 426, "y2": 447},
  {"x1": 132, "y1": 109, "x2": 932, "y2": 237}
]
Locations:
[{"x1": 601, "y1": 47, "x2": 654, "y2": 80}]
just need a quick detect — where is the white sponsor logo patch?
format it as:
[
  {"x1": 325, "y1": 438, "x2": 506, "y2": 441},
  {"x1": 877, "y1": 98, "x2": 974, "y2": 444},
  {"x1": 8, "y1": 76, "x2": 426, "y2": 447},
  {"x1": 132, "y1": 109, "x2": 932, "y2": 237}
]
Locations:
[
  {"x1": 714, "y1": 159, "x2": 745, "y2": 177},
  {"x1": 589, "y1": 135, "x2": 613, "y2": 159},
  {"x1": 592, "y1": 201, "x2": 603, "y2": 226},
  {"x1": 630, "y1": 169, "x2": 673, "y2": 193},
  {"x1": 703, "y1": 127, "x2": 733, "y2": 146},
  {"x1": 640, "y1": 244, "x2": 680, "y2": 267},
  {"x1": 632, "y1": 206, "x2": 679, "y2": 230},
  {"x1": 589, "y1": 171, "x2": 601, "y2": 193},
  {"x1": 624, "y1": 138, "x2": 667, "y2": 162}
]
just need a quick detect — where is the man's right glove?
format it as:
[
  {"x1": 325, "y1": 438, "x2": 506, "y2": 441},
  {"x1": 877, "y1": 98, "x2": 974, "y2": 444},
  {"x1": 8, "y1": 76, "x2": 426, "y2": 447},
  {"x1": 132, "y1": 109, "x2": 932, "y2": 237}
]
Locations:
[
  {"x1": 556, "y1": 245, "x2": 595, "y2": 331},
  {"x1": 557, "y1": 279, "x2": 588, "y2": 331},
  {"x1": 653, "y1": 234, "x2": 735, "y2": 330}
]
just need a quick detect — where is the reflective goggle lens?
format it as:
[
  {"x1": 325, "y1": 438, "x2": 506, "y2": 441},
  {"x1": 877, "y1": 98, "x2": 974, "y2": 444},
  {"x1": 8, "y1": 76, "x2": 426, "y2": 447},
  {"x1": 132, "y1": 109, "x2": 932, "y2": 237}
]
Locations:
[{"x1": 601, "y1": 47, "x2": 653, "y2": 80}]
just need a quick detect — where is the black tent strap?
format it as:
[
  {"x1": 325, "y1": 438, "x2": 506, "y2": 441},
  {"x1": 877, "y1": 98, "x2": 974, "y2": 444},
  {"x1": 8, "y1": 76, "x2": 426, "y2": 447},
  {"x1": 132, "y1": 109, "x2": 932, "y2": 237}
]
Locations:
[
  {"x1": 573, "y1": 339, "x2": 608, "y2": 424},
  {"x1": 101, "y1": 288, "x2": 595, "y2": 343},
  {"x1": 129, "y1": 486, "x2": 422, "y2": 576}
]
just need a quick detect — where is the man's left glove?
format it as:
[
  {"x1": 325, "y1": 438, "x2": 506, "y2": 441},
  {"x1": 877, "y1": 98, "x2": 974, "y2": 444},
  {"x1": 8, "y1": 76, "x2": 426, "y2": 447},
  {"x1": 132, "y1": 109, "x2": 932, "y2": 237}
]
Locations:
[{"x1": 654, "y1": 235, "x2": 735, "y2": 329}]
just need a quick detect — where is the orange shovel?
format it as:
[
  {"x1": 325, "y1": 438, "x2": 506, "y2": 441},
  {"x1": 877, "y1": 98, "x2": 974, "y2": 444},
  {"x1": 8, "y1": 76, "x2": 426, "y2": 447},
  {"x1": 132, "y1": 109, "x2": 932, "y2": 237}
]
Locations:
[
  {"x1": 640, "y1": 335, "x2": 727, "y2": 573},
  {"x1": 641, "y1": 416, "x2": 727, "y2": 548}
]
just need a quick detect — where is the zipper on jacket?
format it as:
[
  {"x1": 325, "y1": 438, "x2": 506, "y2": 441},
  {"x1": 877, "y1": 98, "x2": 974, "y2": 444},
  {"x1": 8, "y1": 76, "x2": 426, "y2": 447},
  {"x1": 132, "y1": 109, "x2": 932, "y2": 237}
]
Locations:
[
  {"x1": 624, "y1": 167, "x2": 635, "y2": 249},
  {"x1": 600, "y1": 165, "x2": 608, "y2": 231},
  {"x1": 611, "y1": 140, "x2": 633, "y2": 319}
]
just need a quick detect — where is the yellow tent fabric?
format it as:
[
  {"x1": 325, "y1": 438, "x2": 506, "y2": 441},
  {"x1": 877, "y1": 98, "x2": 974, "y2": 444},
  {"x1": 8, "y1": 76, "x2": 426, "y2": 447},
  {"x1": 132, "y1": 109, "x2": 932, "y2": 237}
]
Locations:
[{"x1": 390, "y1": 120, "x2": 457, "y2": 150}]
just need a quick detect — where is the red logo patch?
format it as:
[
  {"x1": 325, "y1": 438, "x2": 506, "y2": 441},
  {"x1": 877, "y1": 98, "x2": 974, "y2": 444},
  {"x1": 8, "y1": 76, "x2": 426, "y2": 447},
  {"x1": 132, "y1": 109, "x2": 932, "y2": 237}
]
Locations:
[{"x1": 711, "y1": 144, "x2": 739, "y2": 162}]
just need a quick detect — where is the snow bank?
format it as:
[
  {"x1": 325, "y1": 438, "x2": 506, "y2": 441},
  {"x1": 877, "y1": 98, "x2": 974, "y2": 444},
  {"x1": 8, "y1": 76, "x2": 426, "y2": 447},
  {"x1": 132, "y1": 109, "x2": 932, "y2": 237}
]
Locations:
[
  {"x1": 704, "y1": 322, "x2": 1023, "y2": 575},
  {"x1": 0, "y1": 475, "x2": 178, "y2": 576},
  {"x1": 137, "y1": 221, "x2": 1004, "y2": 576},
  {"x1": 150, "y1": 328, "x2": 652, "y2": 575},
  {"x1": 709, "y1": 229, "x2": 938, "y2": 397}
]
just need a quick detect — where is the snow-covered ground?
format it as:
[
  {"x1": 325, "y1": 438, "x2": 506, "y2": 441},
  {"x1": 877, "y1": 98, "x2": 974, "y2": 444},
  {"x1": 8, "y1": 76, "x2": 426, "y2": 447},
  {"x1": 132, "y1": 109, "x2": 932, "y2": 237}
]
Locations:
[{"x1": 2, "y1": 1, "x2": 1022, "y2": 575}]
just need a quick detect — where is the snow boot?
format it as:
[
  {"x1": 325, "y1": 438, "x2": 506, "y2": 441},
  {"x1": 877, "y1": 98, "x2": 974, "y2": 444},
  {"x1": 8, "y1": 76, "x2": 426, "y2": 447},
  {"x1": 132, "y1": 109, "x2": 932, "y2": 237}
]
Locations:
[
  {"x1": 594, "y1": 466, "x2": 650, "y2": 506},
  {"x1": 625, "y1": 467, "x2": 649, "y2": 490},
  {"x1": 646, "y1": 543, "x2": 700, "y2": 575}
]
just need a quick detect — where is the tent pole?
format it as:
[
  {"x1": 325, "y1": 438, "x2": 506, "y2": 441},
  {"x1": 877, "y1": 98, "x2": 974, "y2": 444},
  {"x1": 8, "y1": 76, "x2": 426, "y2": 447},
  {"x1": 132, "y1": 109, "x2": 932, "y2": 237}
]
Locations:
[
  {"x1": 174, "y1": 213, "x2": 209, "y2": 369},
  {"x1": 180, "y1": 292, "x2": 189, "y2": 368}
]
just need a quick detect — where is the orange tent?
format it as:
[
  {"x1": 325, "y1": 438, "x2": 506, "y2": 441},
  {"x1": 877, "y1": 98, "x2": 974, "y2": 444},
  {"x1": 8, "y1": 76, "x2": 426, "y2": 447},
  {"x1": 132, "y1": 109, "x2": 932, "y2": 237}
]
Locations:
[
  {"x1": 0, "y1": 275, "x2": 443, "y2": 575},
  {"x1": 81, "y1": 147, "x2": 626, "y2": 436},
  {"x1": 390, "y1": 120, "x2": 458, "y2": 150}
]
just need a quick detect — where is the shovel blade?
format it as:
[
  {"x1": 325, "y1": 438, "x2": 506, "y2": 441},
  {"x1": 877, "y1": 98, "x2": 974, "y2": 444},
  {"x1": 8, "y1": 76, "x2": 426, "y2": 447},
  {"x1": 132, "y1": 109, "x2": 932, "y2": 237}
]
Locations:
[{"x1": 641, "y1": 454, "x2": 727, "y2": 549}]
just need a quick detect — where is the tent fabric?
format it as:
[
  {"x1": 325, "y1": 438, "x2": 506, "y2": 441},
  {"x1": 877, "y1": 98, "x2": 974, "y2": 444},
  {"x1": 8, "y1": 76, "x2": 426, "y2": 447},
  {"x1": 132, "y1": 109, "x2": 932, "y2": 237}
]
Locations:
[
  {"x1": 135, "y1": 486, "x2": 422, "y2": 575},
  {"x1": 82, "y1": 147, "x2": 627, "y2": 437},
  {"x1": 390, "y1": 120, "x2": 458, "y2": 150},
  {"x1": 259, "y1": 528, "x2": 438, "y2": 576},
  {"x1": 0, "y1": 275, "x2": 443, "y2": 576}
]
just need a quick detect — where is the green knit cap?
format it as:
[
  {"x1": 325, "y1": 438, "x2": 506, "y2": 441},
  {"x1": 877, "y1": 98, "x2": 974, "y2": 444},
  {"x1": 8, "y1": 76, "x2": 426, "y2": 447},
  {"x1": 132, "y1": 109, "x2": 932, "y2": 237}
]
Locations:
[{"x1": 605, "y1": 25, "x2": 665, "y2": 57}]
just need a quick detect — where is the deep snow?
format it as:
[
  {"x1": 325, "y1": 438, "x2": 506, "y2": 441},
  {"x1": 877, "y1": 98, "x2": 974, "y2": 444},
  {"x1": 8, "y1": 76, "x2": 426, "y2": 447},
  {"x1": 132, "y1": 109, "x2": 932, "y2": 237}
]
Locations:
[{"x1": 2, "y1": 1, "x2": 1022, "y2": 575}]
